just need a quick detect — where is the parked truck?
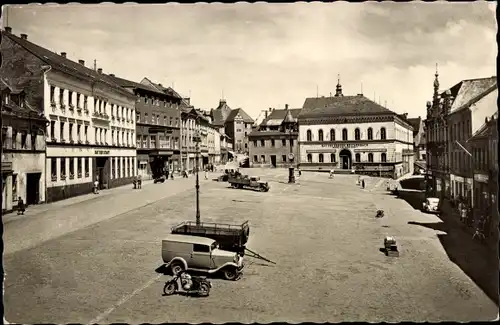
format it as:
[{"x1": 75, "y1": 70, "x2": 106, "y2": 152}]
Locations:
[{"x1": 228, "y1": 175, "x2": 270, "y2": 192}]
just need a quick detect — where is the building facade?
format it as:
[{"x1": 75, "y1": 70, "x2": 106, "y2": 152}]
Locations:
[
  {"x1": 298, "y1": 82, "x2": 414, "y2": 178},
  {"x1": 248, "y1": 105, "x2": 300, "y2": 168},
  {"x1": 108, "y1": 75, "x2": 182, "y2": 179},
  {"x1": 1, "y1": 28, "x2": 137, "y2": 202},
  {"x1": 180, "y1": 101, "x2": 203, "y2": 172},
  {"x1": 2, "y1": 82, "x2": 48, "y2": 212}
]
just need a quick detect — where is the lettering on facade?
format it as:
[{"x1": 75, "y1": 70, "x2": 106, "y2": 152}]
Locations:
[
  {"x1": 94, "y1": 150, "x2": 110, "y2": 155},
  {"x1": 320, "y1": 143, "x2": 369, "y2": 149},
  {"x1": 474, "y1": 174, "x2": 489, "y2": 183}
]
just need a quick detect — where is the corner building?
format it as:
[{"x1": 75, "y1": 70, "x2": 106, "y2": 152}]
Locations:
[
  {"x1": 298, "y1": 81, "x2": 414, "y2": 178},
  {"x1": 1, "y1": 28, "x2": 137, "y2": 202}
]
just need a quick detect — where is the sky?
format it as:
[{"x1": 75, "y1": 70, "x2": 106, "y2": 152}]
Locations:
[{"x1": 2, "y1": 1, "x2": 497, "y2": 119}]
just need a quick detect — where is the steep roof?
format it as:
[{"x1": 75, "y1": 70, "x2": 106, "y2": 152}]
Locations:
[
  {"x1": 3, "y1": 32, "x2": 133, "y2": 98},
  {"x1": 140, "y1": 77, "x2": 183, "y2": 99},
  {"x1": 211, "y1": 99, "x2": 233, "y2": 126},
  {"x1": 300, "y1": 95, "x2": 394, "y2": 118},
  {"x1": 449, "y1": 76, "x2": 497, "y2": 113},
  {"x1": 225, "y1": 108, "x2": 254, "y2": 123},
  {"x1": 107, "y1": 75, "x2": 164, "y2": 95},
  {"x1": 261, "y1": 108, "x2": 301, "y2": 126},
  {"x1": 470, "y1": 113, "x2": 498, "y2": 141},
  {"x1": 406, "y1": 117, "x2": 422, "y2": 136}
]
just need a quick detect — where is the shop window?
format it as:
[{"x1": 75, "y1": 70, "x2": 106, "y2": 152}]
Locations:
[
  {"x1": 319, "y1": 154, "x2": 324, "y2": 163},
  {"x1": 306, "y1": 130, "x2": 312, "y2": 141},
  {"x1": 307, "y1": 154, "x2": 312, "y2": 163},
  {"x1": 69, "y1": 158, "x2": 75, "y2": 179},
  {"x1": 85, "y1": 157, "x2": 90, "y2": 177},
  {"x1": 60, "y1": 158, "x2": 66, "y2": 180},
  {"x1": 368, "y1": 153, "x2": 374, "y2": 162},
  {"x1": 330, "y1": 129, "x2": 335, "y2": 141},
  {"x1": 51, "y1": 158, "x2": 57, "y2": 181},
  {"x1": 318, "y1": 129, "x2": 324, "y2": 141},
  {"x1": 78, "y1": 158, "x2": 82, "y2": 178},
  {"x1": 355, "y1": 153, "x2": 361, "y2": 162}
]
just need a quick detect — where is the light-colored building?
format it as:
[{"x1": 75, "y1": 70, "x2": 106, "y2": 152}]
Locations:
[
  {"x1": 2, "y1": 81, "x2": 48, "y2": 212},
  {"x1": 0, "y1": 29, "x2": 137, "y2": 202},
  {"x1": 298, "y1": 81, "x2": 414, "y2": 178}
]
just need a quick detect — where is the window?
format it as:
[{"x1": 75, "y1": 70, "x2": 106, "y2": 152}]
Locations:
[
  {"x1": 85, "y1": 157, "x2": 90, "y2": 177},
  {"x1": 367, "y1": 128, "x2": 373, "y2": 140},
  {"x1": 68, "y1": 91, "x2": 73, "y2": 107},
  {"x1": 253, "y1": 140, "x2": 257, "y2": 147},
  {"x1": 282, "y1": 155, "x2": 287, "y2": 162},
  {"x1": 77, "y1": 124, "x2": 81, "y2": 141},
  {"x1": 83, "y1": 95, "x2": 88, "y2": 110},
  {"x1": 318, "y1": 129, "x2": 324, "y2": 141},
  {"x1": 69, "y1": 158, "x2": 75, "y2": 179},
  {"x1": 60, "y1": 158, "x2": 66, "y2": 179},
  {"x1": 281, "y1": 139, "x2": 286, "y2": 146},
  {"x1": 254, "y1": 155, "x2": 258, "y2": 163},
  {"x1": 244, "y1": 143, "x2": 248, "y2": 149},
  {"x1": 50, "y1": 121, "x2": 56, "y2": 140},
  {"x1": 381, "y1": 153, "x2": 387, "y2": 162},
  {"x1": 319, "y1": 154, "x2": 324, "y2": 163},
  {"x1": 342, "y1": 128, "x2": 348, "y2": 141},
  {"x1": 12, "y1": 174, "x2": 17, "y2": 202},
  {"x1": 307, "y1": 130, "x2": 312, "y2": 141},
  {"x1": 368, "y1": 153, "x2": 373, "y2": 162},
  {"x1": 355, "y1": 153, "x2": 361, "y2": 162},
  {"x1": 78, "y1": 158, "x2": 82, "y2": 178},
  {"x1": 50, "y1": 86, "x2": 55, "y2": 103},
  {"x1": 330, "y1": 154, "x2": 335, "y2": 162},
  {"x1": 150, "y1": 135, "x2": 156, "y2": 148},
  {"x1": 261, "y1": 155, "x2": 266, "y2": 163},
  {"x1": 59, "y1": 88, "x2": 64, "y2": 106},
  {"x1": 136, "y1": 112, "x2": 140, "y2": 122},
  {"x1": 84, "y1": 125, "x2": 88, "y2": 142},
  {"x1": 307, "y1": 154, "x2": 312, "y2": 163},
  {"x1": 271, "y1": 139, "x2": 275, "y2": 147},
  {"x1": 260, "y1": 140, "x2": 265, "y2": 147},
  {"x1": 76, "y1": 93, "x2": 80, "y2": 108},
  {"x1": 51, "y1": 158, "x2": 57, "y2": 181},
  {"x1": 95, "y1": 128, "x2": 99, "y2": 144},
  {"x1": 60, "y1": 122, "x2": 65, "y2": 141},
  {"x1": 355, "y1": 128, "x2": 360, "y2": 140},
  {"x1": 380, "y1": 127, "x2": 386, "y2": 140},
  {"x1": 145, "y1": 113, "x2": 148, "y2": 123},
  {"x1": 69, "y1": 123, "x2": 73, "y2": 142},
  {"x1": 330, "y1": 129, "x2": 335, "y2": 141},
  {"x1": 193, "y1": 244, "x2": 210, "y2": 253},
  {"x1": 20, "y1": 131, "x2": 27, "y2": 149}
]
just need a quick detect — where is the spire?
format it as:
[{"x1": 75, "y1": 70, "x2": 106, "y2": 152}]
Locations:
[
  {"x1": 335, "y1": 74, "x2": 343, "y2": 97},
  {"x1": 433, "y1": 63, "x2": 440, "y2": 108}
]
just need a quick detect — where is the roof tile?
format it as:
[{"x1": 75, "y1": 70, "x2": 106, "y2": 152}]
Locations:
[{"x1": 300, "y1": 95, "x2": 394, "y2": 118}]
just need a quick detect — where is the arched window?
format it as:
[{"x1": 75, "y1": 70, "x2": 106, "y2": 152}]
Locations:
[
  {"x1": 306, "y1": 130, "x2": 312, "y2": 141},
  {"x1": 380, "y1": 127, "x2": 386, "y2": 140},
  {"x1": 318, "y1": 129, "x2": 324, "y2": 141},
  {"x1": 319, "y1": 154, "x2": 324, "y2": 163},
  {"x1": 367, "y1": 128, "x2": 373, "y2": 140},
  {"x1": 342, "y1": 128, "x2": 348, "y2": 141},
  {"x1": 330, "y1": 153, "x2": 335, "y2": 162},
  {"x1": 355, "y1": 153, "x2": 361, "y2": 162},
  {"x1": 330, "y1": 129, "x2": 335, "y2": 141},
  {"x1": 355, "y1": 128, "x2": 361, "y2": 140},
  {"x1": 381, "y1": 153, "x2": 387, "y2": 162},
  {"x1": 368, "y1": 153, "x2": 374, "y2": 162},
  {"x1": 307, "y1": 154, "x2": 312, "y2": 163}
]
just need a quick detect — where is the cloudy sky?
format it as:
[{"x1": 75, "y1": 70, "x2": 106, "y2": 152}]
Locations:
[{"x1": 3, "y1": 2, "x2": 497, "y2": 119}]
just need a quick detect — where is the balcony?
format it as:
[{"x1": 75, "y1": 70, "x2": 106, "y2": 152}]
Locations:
[
  {"x1": 92, "y1": 111, "x2": 110, "y2": 121},
  {"x1": 69, "y1": 104, "x2": 75, "y2": 111},
  {"x1": 77, "y1": 106, "x2": 82, "y2": 113}
]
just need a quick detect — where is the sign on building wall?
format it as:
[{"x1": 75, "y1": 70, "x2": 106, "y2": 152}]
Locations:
[{"x1": 320, "y1": 143, "x2": 369, "y2": 148}]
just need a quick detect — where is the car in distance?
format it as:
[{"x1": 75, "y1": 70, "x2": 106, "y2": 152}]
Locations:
[{"x1": 162, "y1": 234, "x2": 244, "y2": 281}]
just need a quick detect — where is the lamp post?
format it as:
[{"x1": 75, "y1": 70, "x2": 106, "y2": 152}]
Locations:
[
  {"x1": 288, "y1": 126, "x2": 295, "y2": 184},
  {"x1": 194, "y1": 124, "x2": 202, "y2": 225}
]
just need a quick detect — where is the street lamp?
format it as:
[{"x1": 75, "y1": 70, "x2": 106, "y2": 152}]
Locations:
[
  {"x1": 287, "y1": 125, "x2": 295, "y2": 184},
  {"x1": 193, "y1": 127, "x2": 202, "y2": 225}
]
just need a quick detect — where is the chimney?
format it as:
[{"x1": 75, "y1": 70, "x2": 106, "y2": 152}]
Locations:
[
  {"x1": 109, "y1": 74, "x2": 115, "y2": 77},
  {"x1": 285, "y1": 104, "x2": 289, "y2": 110},
  {"x1": 485, "y1": 117, "x2": 489, "y2": 123},
  {"x1": 78, "y1": 59, "x2": 85, "y2": 66},
  {"x1": 60, "y1": 52, "x2": 67, "y2": 58},
  {"x1": 357, "y1": 93, "x2": 363, "y2": 96},
  {"x1": 158, "y1": 83, "x2": 162, "y2": 87},
  {"x1": 20, "y1": 33, "x2": 27, "y2": 40},
  {"x1": 4, "y1": 27, "x2": 12, "y2": 33},
  {"x1": 97, "y1": 68, "x2": 103, "y2": 74},
  {"x1": 265, "y1": 111, "x2": 268, "y2": 118},
  {"x1": 269, "y1": 107, "x2": 272, "y2": 112}
]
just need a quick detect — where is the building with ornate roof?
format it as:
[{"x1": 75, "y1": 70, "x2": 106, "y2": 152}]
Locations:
[
  {"x1": 248, "y1": 105, "x2": 301, "y2": 168},
  {"x1": 1, "y1": 27, "x2": 137, "y2": 202},
  {"x1": 2, "y1": 79, "x2": 49, "y2": 212},
  {"x1": 298, "y1": 79, "x2": 414, "y2": 178}
]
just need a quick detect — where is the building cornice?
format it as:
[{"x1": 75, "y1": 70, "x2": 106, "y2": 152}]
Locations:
[
  {"x1": 298, "y1": 114, "x2": 395, "y2": 125},
  {"x1": 300, "y1": 139, "x2": 413, "y2": 146}
]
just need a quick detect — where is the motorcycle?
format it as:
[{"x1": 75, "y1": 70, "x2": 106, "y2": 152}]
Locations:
[
  {"x1": 163, "y1": 271, "x2": 211, "y2": 297},
  {"x1": 376, "y1": 210, "x2": 384, "y2": 218}
]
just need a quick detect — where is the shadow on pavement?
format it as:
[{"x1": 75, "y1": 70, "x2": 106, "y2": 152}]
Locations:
[
  {"x1": 395, "y1": 190, "x2": 426, "y2": 210},
  {"x1": 407, "y1": 220, "x2": 499, "y2": 306}
]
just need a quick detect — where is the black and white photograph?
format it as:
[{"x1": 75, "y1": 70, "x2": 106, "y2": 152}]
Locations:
[{"x1": 0, "y1": 1, "x2": 498, "y2": 323}]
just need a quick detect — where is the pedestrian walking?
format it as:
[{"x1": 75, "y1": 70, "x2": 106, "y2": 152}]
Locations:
[
  {"x1": 362, "y1": 179, "x2": 365, "y2": 189},
  {"x1": 166, "y1": 169, "x2": 170, "y2": 180},
  {"x1": 93, "y1": 178, "x2": 99, "y2": 194},
  {"x1": 329, "y1": 169, "x2": 334, "y2": 179},
  {"x1": 17, "y1": 197, "x2": 25, "y2": 215},
  {"x1": 137, "y1": 174, "x2": 142, "y2": 189},
  {"x1": 204, "y1": 168, "x2": 208, "y2": 180}
]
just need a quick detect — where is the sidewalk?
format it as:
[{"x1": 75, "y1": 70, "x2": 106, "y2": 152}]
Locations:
[{"x1": 2, "y1": 172, "x2": 216, "y2": 255}]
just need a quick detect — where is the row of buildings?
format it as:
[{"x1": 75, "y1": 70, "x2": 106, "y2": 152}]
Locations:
[
  {"x1": 425, "y1": 71, "x2": 497, "y2": 219},
  {"x1": 249, "y1": 81, "x2": 419, "y2": 179},
  {"x1": 1, "y1": 27, "x2": 254, "y2": 211}
]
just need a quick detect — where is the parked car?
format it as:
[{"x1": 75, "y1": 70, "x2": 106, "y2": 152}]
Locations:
[
  {"x1": 162, "y1": 234, "x2": 244, "y2": 281},
  {"x1": 422, "y1": 197, "x2": 440, "y2": 213}
]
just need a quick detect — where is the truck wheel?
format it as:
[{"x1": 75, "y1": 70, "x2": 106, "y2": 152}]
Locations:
[
  {"x1": 223, "y1": 268, "x2": 239, "y2": 281},
  {"x1": 170, "y1": 261, "x2": 184, "y2": 275}
]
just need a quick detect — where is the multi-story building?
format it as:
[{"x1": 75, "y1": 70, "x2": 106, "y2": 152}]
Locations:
[
  {"x1": 197, "y1": 110, "x2": 219, "y2": 166},
  {"x1": 211, "y1": 99, "x2": 254, "y2": 155},
  {"x1": 179, "y1": 99, "x2": 205, "y2": 171},
  {"x1": 248, "y1": 105, "x2": 300, "y2": 168},
  {"x1": 298, "y1": 81, "x2": 414, "y2": 178},
  {"x1": 1, "y1": 28, "x2": 137, "y2": 202},
  {"x1": 107, "y1": 75, "x2": 182, "y2": 178},
  {"x1": 399, "y1": 114, "x2": 426, "y2": 173},
  {"x1": 1, "y1": 80, "x2": 48, "y2": 212}
]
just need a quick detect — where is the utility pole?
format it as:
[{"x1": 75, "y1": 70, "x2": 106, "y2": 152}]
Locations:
[{"x1": 194, "y1": 125, "x2": 201, "y2": 225}]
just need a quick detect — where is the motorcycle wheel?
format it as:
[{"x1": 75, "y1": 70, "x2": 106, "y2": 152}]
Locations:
[
  {"x1": 199, "y1": 283, "x2": 210, "y2": 296},
  {"x1": 163, "y1": 282, "x2": 176, "y2": 296}
]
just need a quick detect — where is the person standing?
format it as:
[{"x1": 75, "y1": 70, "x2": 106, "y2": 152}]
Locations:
[
  {"x1": 204, "y1": 168, "x2": 208, "y2": 180},
  {"x1": 17, "y1": 197, "x2": 26, "y2": 215},
  {"x1": 137, "y1": 174, "x2": 142, "y2": 189},
  {"x1": 93, "y1": 178, "x2": 99, "y2": 194},
  {"x1": 362, "y1": 179, "x2": 365, "y2": 189}
]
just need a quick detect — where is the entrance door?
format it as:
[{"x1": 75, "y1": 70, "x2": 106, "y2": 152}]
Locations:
[
  {"x1": 339, "y1": 149, "x2": 352, "y2": 170},
  {"x1": 270, "y1": 155, "x2": 277, "y2": 168},
  {"x1": 26, "y1": 172, "x2": 41, "y2": 205}
]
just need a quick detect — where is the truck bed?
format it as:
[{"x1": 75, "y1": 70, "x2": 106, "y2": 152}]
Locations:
[{"x1": 171, "y1": 220, "x2": 249, "y2": 237}]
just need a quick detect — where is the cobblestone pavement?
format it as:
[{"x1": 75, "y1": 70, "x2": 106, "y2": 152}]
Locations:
[{"x1": 3, "y1": 169, "x2": 498, "y2": 323}]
